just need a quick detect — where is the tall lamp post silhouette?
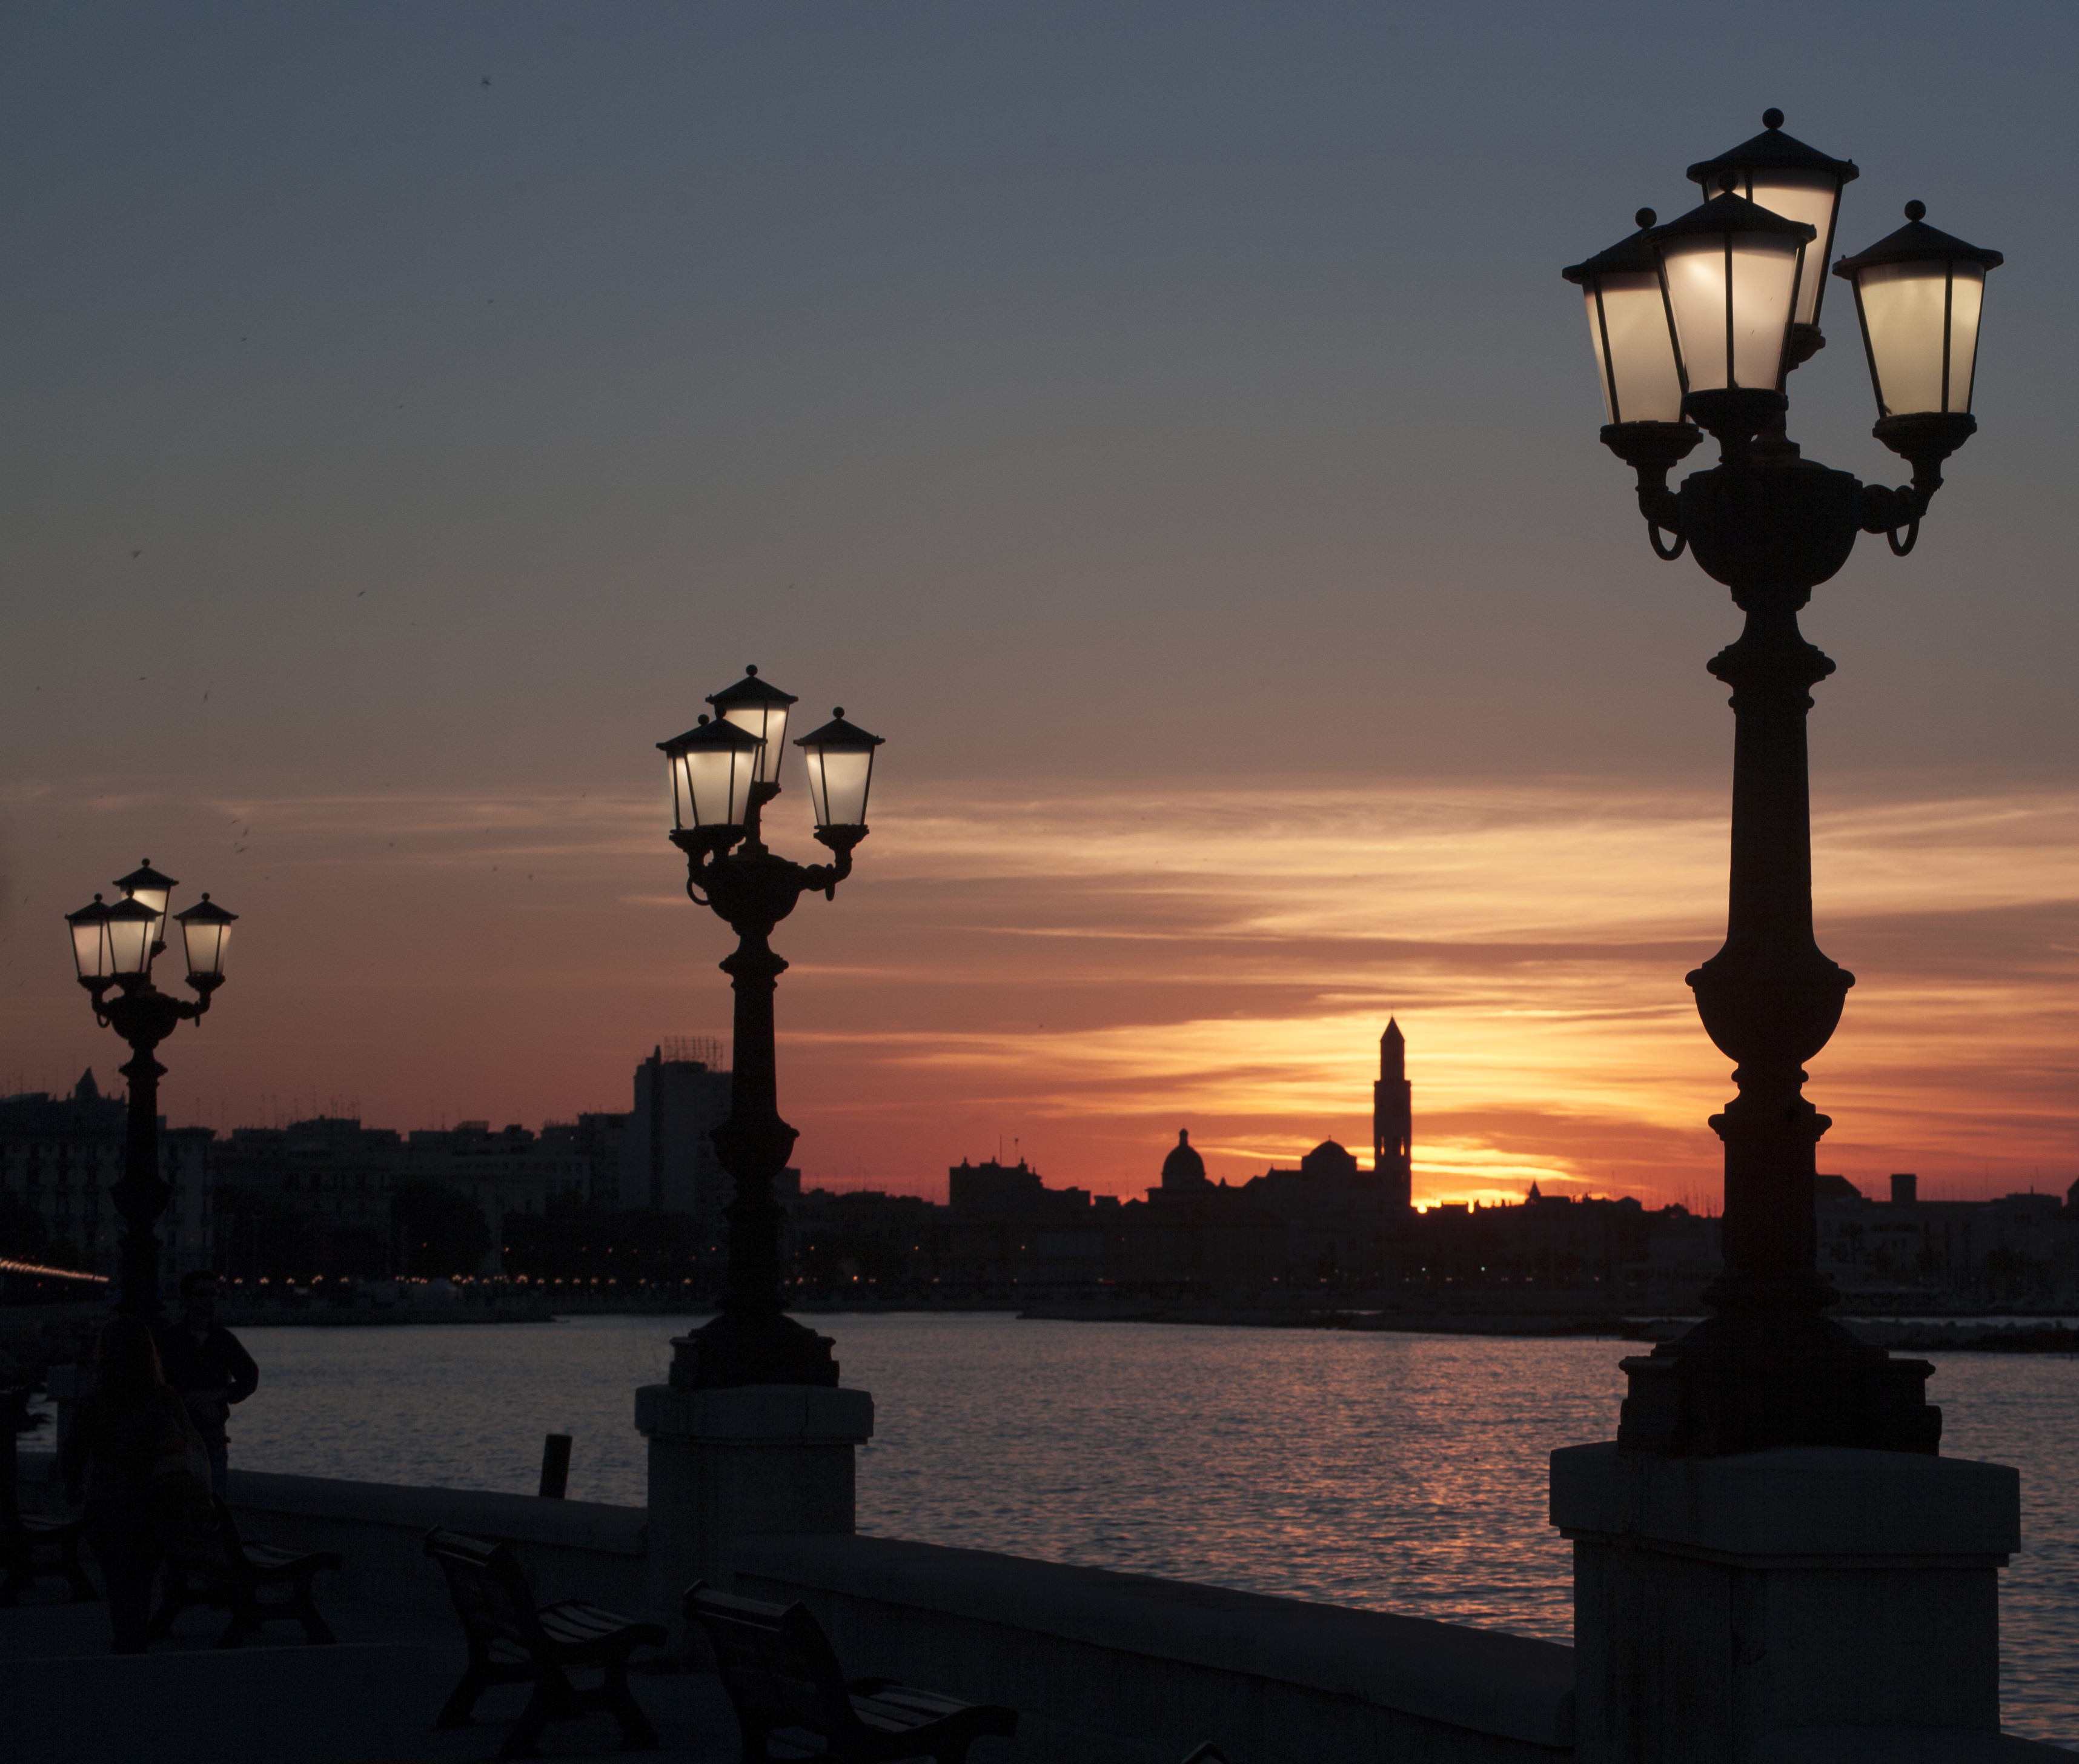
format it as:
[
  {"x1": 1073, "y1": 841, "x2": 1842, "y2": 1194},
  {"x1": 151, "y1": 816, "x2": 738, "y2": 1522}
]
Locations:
[
  {"x1": 1563, "y1": 112, "x2": 2002, "y2": 1454},
  {"x1": 658, "y1": 666, "x2": 883, "y2": 1388},
  {"x1": 64, "y1": 862, "x2": 238, "y2": 1319}
]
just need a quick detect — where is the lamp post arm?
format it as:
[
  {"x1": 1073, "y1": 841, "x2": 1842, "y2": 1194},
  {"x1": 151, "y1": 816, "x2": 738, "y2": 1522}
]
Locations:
[
  {"x1": 1601, "y1": 422, "x2": 1700, "y2": 563},
  {"x1": 1636, "y1": 482, "x2": 1686, "y2": 560},
  {"x1": 1858, "y1": 480, "x2": 1934, "y2": 557},
  {"x1": 803, "y1": 826, "x2": 867, "y2": 900}
]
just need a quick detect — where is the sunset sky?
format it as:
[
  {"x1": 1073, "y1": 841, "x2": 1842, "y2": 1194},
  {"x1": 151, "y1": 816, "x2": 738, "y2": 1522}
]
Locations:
[{"x1": 4, "y1": 4, "x2": 2075, "y2": 1207}]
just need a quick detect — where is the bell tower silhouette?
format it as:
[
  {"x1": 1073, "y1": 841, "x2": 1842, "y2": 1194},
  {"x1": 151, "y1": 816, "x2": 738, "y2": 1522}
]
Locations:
[{"x1": 1373, "y1": 1019, "x2": 1413, "y2": 1214}]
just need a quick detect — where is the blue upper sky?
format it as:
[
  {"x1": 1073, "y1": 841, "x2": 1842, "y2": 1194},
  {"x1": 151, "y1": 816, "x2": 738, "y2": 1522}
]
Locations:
[{"x1": 6, "y1": 1, "x2": 2071, "y2": 802}]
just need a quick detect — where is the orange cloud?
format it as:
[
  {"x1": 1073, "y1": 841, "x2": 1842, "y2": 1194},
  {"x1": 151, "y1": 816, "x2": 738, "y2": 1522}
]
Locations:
[{"x1": 4, "y1": 775, "x2": 2074, "y2": 1209}]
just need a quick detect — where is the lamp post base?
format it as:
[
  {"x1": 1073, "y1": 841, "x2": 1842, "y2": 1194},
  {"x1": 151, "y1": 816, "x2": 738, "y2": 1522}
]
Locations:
[
  {"x1": 671, "y1": 1311, "x2": 838, "y2": 1391},
  {"x1": 637, "y1": 1381, "x2": 872, "y2": 1615},
  {"x1": 1554, "y1": 1441, "x2": 2017, "y2": 1763},
  {"x1": 1618, "y1": 1310, "x2": 1938, "y2": 1456}
]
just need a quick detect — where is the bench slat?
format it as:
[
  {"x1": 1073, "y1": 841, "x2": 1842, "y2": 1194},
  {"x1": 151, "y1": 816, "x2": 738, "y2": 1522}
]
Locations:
[{"x1": 687, "y1": 1582, "x2": 1017, "y2": 1764}]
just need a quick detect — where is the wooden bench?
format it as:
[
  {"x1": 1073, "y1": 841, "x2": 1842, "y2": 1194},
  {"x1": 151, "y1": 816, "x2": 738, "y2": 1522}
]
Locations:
[
  {"x1": 2, "y1": 1511, "x2": 97, "y2": 1605},
  {"x1": 150, "y1": 1498, "x2": 342, "y2": 1646},
  {"x1": 686, "y1": 1582, "x2": 1018, "y2": 1763},
  {"x1": 424, "y1": 1527, "x2": 665, "y2": 1760}
]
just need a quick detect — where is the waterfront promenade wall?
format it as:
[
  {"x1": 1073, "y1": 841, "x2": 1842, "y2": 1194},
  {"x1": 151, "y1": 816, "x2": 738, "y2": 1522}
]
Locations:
[
  {"x1": 15, "y1": 1449, "x2": 1574, "y2": 1763},
  {"x1": 734, "y1": 1530, "x2": 1573, "y2": 1764}
]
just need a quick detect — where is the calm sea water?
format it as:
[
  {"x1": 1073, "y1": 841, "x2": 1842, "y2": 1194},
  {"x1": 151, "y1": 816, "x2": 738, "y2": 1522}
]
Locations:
[{"x1": 222, "y1": 1313, "x2": 2077, "y2": 1749}]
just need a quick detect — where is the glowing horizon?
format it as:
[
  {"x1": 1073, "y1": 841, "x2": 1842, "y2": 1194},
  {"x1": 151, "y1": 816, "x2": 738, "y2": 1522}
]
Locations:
[{"x1": 5, "y1": 773, "x2": 2072, "y2": 1212}]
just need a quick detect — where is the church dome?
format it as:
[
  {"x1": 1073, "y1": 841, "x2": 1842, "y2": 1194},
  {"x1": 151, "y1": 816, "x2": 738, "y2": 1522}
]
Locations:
[
  {"x1": 1299, "y1": 1140, "x2": 1358, "y2": 1181},
  {"x1": 1161, "y1": 1129, "x2": 1209, "y2": 1189}
]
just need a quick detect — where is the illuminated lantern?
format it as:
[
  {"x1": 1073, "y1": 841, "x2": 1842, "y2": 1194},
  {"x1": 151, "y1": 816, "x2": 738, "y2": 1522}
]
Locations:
[
  {"x1": 793, "y1": 710, "x2": 884, "y2": 829},
  {"x1": 65, "y1": 895, "x2": 113, "y2": 984},
  {"x1": 1563, "y1": 210, "x2": 1688, "y2": 429},
  {"x1": 1648, "y1": 188, "x2": 1815, "y2": 442},
  {"x1": 658, "y1": 715, "x2": 762, "y2": 833},
  {"x1": 104, "y1": 897, "x2": 159, "y2": 978},
  {"x1": 1686, "y1": 109, "x2": 1858, "y2": 336},
  {"x1": 113, "y1": 858, "x2": 179, "y2": 949},
  {"x1": 706, "y1": 666, "x2": 798, "y2": 789},
  {"x1": 1834, "y1": 201, "x2": 2002, "y2": 424},
  {"x1": 175, "y1": 894, "x2": 238, "y2": 980}
]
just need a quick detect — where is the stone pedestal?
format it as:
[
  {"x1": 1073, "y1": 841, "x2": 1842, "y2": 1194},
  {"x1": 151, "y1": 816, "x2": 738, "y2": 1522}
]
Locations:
[
  {"x1": 634, "y1": 1381, "x2": 873, "y2": 1610},
  {"x1": 1553, "y1": 1442, "x2": 2022, "y2": 1763}
]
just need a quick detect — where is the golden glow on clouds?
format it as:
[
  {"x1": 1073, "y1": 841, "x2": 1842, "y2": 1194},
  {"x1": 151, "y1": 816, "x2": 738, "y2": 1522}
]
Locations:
[{"x1": 6, "y1": 775, "x2": 2074, "y2": 1206}]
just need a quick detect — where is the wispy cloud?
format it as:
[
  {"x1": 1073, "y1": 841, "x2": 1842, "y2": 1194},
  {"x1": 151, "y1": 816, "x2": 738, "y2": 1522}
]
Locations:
[{"x1": 5, "y1": 775, "x2": 2073, "y2": 1204}]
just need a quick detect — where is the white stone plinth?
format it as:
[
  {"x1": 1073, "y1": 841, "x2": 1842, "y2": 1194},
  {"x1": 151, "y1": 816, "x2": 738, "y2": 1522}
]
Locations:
[
  {"x1": 635, "y1": 1382, "x2": 874, "y2": 1608},
  {"x1": 1553, "y1": 1441, "x2": 2023, "y2": 1764}
]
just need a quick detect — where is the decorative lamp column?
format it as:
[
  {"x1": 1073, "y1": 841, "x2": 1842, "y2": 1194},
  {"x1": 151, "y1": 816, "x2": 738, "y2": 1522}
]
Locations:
[
  {"x1": 1561, "y1": 131, "x2": 2004, "y2": 1459},
  {"x1": 656, "y1": 670, "x2": 882, "y2": 1390},
  {"x1": 1554, "y1": 116, "x2": 2024, "y2": 1764},
  {"x1": 66, "y1": 863, "x2": 238, "y2": 1318}
]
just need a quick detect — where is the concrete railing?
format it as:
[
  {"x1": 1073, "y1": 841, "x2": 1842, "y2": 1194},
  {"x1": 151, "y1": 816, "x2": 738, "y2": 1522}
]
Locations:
[
  {"x1": 15, "y1": 1451, "x2": 649, "y2": 1620},
  {"x1": 18, "y1": 1450, "x2": 1573, "y2": 1760},
  {"x1": 734, "y1": 1531, "x2": 1574, "y2": 1764}
]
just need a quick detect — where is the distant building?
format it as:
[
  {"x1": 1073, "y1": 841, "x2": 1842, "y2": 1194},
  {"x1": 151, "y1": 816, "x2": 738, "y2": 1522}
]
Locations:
[
  {"x1": 788, "y1": 1187, "x2": 944, "y2": 1293},
  {"x1": 1236, "y1": 1139, "x2": 1393, "y2": 1283},
  {"x1": 214, "y1": 1117, "x2": 402, "y2": 1259},
  {"x1": 1374, "y1": 1018, "x2": 1414, "y2": 1216},
  {"x1": 1414, "y1": 1184, "x2": 1648, "y2": 1293},
  {"x1": 0, "y1": 1072, "x2": 213, "y2": 1285},
  {"x1": 539, "y1": 1112, "x2": 630, "y2": 1212},
  {"x1": 944, "y1": 1158, "x2": 1106, "y2": 1288},
  {"x1": 1815, "y1": 1173, "x2": 2070, "y2": 1301},
  {"x1": 1101, "y1": 1023, "x2": 1425, "y2": 1288},
  {"x1": 619, "y1": 1041, "x2": 731, "y2": 1218},
  {"x1": 400, "y1": 1122, "x2": 589, "y2": 1273},
  {"x1": 1116, "y1": 1135, "x2": 1281, "y2": 1286}
]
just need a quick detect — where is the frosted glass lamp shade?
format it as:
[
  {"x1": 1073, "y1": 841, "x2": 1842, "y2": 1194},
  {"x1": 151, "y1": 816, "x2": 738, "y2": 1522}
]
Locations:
[
  {"x1": 65, "y1": 895, "x2": 113, "y2": 982},
  {"x1": 1736, "y1": 172, "x2": 1844, "y2": 327},
  {"x1": 793, "y1": 711, "x2": 884, "y2": 829},
  {"x1": 1651, "y1": 191, "x2": 1814, "y2": 395},
  {"x1": 112, "y1": 858, "x2": 179, "y2": 946},
  {"x1": 1687, "y1": 113, "x2": 1859, "y2": 330},
  {"x1": 1562, "y1": 214, "x2": 1686, "y2": 426},
  {"x1": 658, "y1": 715, "x2": 763, "y2": 831},
  {"x1": 1833, "y1": 205, "x2": 2003, "y2": 419},
  {"x1": 175, "y1": 894, "x2": 237, "y2": 978},
  {"x1": 104, "y1": 897, "x2": 159, "y2": 976},
  {"x1": 706, "y1": 666, "x2": 799, "y2": 788}
]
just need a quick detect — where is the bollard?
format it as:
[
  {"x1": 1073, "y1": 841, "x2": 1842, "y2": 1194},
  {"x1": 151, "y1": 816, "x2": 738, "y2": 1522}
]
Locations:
[{"x1": 538, "y1": 1432, "x2": 572, "y2": 1499}]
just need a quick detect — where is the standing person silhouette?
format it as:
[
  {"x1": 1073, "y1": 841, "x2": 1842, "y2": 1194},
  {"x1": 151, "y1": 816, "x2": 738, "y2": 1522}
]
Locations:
[
  {"x1": 153, "y1": 1271, "x2": 259, "y2": 1499},
  {"x1": 61, "y1": 1316, "x2": 209, "y2": 1653}
]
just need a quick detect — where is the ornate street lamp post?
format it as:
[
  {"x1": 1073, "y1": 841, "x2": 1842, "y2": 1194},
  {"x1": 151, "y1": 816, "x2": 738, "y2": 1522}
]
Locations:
[
  {"x1": 1563, "y1": 112, "x2": 2002, "y2": 1456},
  {"x1": 64, "y1": 862, "x2": 238, "y2": 1319},
  {"x1": 658, "y1": 666, "x2": 884, "y2": 1389}
]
